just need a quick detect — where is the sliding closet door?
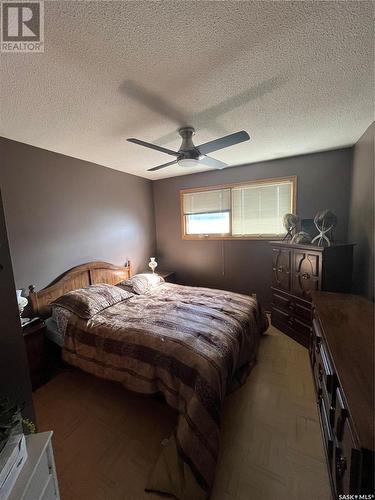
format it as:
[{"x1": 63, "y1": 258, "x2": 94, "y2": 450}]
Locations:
[{"x1": 0, "y1": 190, "x2": 34, "y2": 419}]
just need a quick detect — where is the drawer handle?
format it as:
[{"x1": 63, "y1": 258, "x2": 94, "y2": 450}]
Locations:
[
  {"x1": 301, "y1": 272, "x2": 310, "y2": 280},
  {"x1": 287, "y1": 316, "x2": 294, "y2": 326},
  {"x1": 288, "y1": 301, "x2": 295, "y2": 311},
  {"x1": 273, "y1": 266, "x2": 290, "y2": 274},
  {"x1": 336, "y1": 455, "x2": 347, "y2": 478},
  {"x1": 318, "y1": 367, "x2": 323, "y2": 382}
]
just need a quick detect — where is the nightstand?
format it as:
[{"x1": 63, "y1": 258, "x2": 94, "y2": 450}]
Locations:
[
  {"x1": 23, "y1": 319, "x2": 49, "y2": 391},
  {"x1": 158, "y1": 271, "x2": 176, "y2": 283}
]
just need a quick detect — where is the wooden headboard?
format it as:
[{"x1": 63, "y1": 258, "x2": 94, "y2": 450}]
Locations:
[{"x1": 28, "y1": 261, "x2": 132, "y2": 318}]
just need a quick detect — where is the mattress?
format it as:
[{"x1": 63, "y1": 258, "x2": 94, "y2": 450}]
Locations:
[{"x1": 45, "y1": 317, "x2": 64, "y2": 347}]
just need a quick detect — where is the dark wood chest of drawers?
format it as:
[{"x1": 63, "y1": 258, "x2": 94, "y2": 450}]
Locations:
[
  {"x1": 270, "y1": 242, "x2": 354, "y2": 347},
  {"x1": 310, "y1": 292, "x2": 374, "y2": 498}
]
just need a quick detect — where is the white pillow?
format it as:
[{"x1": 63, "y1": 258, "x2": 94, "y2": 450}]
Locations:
[{"x1": 120, "y1": 273, "x2": 164, "y2": 295}]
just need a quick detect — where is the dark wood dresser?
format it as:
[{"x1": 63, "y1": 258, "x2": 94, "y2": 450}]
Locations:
[
  {"x1": 310, "y1": 292, "x2": 374, "y2": 498},
  {"x1": 270, "y1": 242, "x2": 354, "y2": 347}
]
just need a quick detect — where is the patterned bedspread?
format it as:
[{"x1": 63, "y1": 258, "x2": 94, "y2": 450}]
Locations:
[{"x1": 62, "y1": 283, "x2": 268, "y2": 499}]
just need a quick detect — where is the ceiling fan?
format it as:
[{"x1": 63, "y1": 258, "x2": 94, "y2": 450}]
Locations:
[{"x1": 127, "y1": 127, "x2": 250, "y2": 171}]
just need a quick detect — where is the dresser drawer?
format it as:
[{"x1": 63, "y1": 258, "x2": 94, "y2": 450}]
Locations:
[
  {"x1": 334, "y1": 419, "x2": 360, "y2": 494},
  {"x1": 271, "y1": 306, "x2": 294, "y2": 333},
  {"x1": 40, "y1": 474, "x2": 57, "y2": 500},
  {"x1": 272, "y1": 289, "x2": 312, "y2": 323},
  {"x1": 24, "y1": 448, "x2": 50, "y2": 500},
  {"x1": 321, "y1": 399, "x2": 334, "y2": 468},
  {"x1": 271, "y1": 303, "x2": 311, "y2": 335},
  {"x1": 271, "y1": 306, "x2": 310, "y2": 347},
  {"x1": 272, "y1": 290, "x2": 291, "y2": 310},
  {"x1": 334, "y1": 387, "x2": 349, "y2": 442},
  {"x1": 293, "y1": 300, "x2": 312, "y2": 323},
  {"x1": 312, "y1": 316, "x2": 323, "y2": 339},
  {"x1": 310, "y1": 320, "x2": 321, "y2": 366},
  {"x1": 321, "y1": 381, "x2": 335, "y2": 428},
  {"x1": 309, "y1": 329, "x2": 315, "y2": 366},
  {"x1": 318, "y1": 342, "x2": 336, "y2": 394},
  {"x1": 313, "y1": 360, "x2": 322, "y2": 400},
  {"x1": 293, "y1": 316, "x2": 311, "y2": 338}
]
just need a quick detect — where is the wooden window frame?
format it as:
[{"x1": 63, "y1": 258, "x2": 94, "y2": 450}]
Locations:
[{"x1": 180, "y1": 176, "x2": 297, "y2": 241}]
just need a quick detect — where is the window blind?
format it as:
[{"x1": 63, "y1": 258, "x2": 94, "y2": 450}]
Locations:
[
  {"x1": 183, "y1": 189, "x2": 230, "y2": 215},
  {"x1": 232, "y1": 181, "x2": 292, "y2": 236}
]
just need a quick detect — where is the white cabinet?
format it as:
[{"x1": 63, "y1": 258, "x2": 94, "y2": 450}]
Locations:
[{"x1": 8, "y1": 432, "x2": 60, "y2": 500}]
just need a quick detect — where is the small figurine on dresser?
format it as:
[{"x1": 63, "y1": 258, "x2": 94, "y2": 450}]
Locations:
[
  {"x1": 311, "y1": 209, "x2": 337, "y2": 247},
  {"x1": 282, "y1": 213, "x2": 299, "y2": 241}
]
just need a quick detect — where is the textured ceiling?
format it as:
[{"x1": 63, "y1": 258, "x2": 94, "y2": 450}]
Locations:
[{"x1": 1, "y1": 1, "x2": 374, "y2": 180}]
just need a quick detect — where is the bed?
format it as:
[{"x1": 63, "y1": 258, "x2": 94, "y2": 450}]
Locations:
[{"x1": 29, "y1": 261, "x2": 268, "y2": 500}]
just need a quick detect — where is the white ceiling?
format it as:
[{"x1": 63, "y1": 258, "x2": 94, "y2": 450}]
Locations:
[{"x1": 1, "y1": 1, "x2": 374, "y2": 180}]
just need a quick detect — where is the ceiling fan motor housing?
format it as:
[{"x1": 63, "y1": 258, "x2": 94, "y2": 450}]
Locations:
[{"x1": 178, "y1": 127, "x2": 202, "y2": 160}]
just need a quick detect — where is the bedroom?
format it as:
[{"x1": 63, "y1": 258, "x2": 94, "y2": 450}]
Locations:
[{"x1": 0, "y1": 1, "x2": 374, "y2": 500}]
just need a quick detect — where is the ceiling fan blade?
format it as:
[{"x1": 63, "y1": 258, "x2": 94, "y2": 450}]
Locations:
[
  {"x1": 127, "y1": 138, "x2": 179, "y2": 157},
  {"x1": 197, "y1": 130, "x2": 250, "y2": 155},
  {"x1": 199, "y1": 155, "x2": 228, "y2": 170},
  {"x1": 147, "y1": 160, "x2": 177, "y2": 172}
]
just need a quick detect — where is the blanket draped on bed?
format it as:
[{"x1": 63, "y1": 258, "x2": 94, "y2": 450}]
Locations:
[{"x1": 62, "y1": 283, "x2": 268, "y2": 499}]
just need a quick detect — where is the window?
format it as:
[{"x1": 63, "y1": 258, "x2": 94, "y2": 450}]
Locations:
[
  {"x1": 183, "y1": 188, "x2": 231, "y2": 235},
  {"x1": 181, "y1": 176, "x2": 296, "y2": 240}
]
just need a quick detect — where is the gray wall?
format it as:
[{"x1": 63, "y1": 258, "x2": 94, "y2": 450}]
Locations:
[
  {"x1": 153, "y1": 148, "x2": 353, "y2": 308},
  {"x1": 348, "y1": 122, "x2": 374, "y2": 301},
  {"x1": 1, "y1": 135, "x2": 366, "y2": 312},
  {"x1": 0, "y1": 137, "x2": 156, "y2": 291},
  {"x1": 0, "y1": 190, "x2": 33, "y2": 420}
]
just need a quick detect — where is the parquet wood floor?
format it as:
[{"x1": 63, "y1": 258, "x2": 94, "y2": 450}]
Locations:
[{"x1": 33, "y1": 324, "x2": 331, "y2": 500}]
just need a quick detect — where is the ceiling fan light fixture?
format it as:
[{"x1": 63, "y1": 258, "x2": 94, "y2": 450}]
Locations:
[{"x1": 177, "y1": 158, "x2": 201, "y2": 168}]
